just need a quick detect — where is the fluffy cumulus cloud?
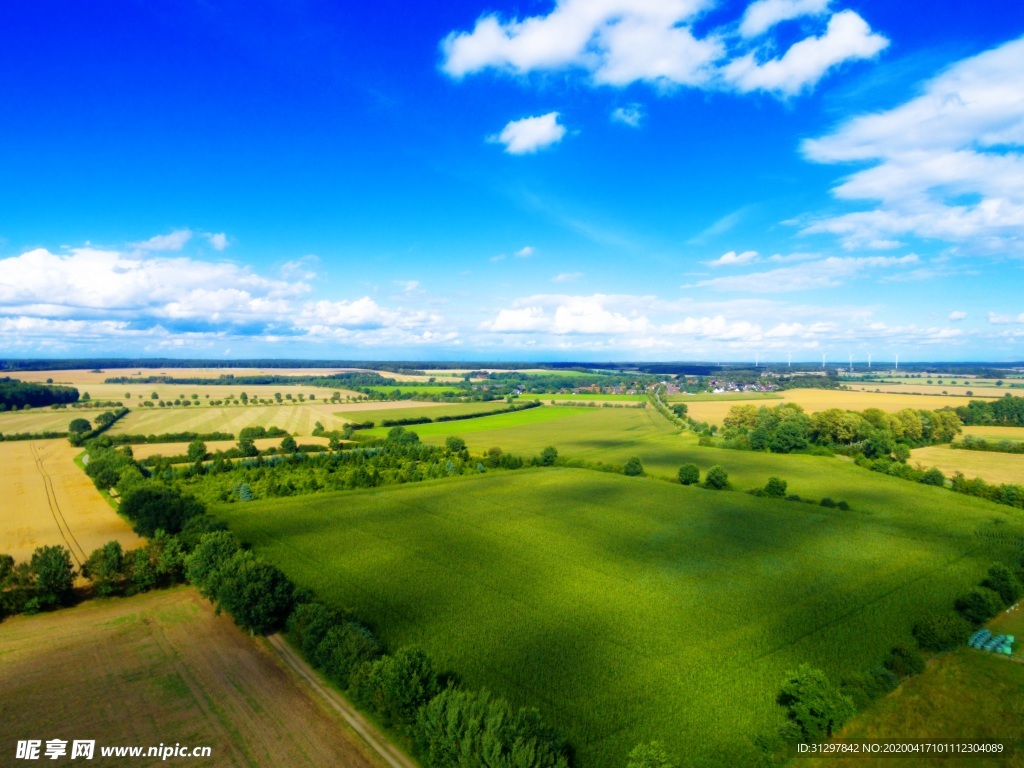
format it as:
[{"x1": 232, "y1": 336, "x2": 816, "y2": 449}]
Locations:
[
  {"x1": 801, "y1": 35, "x2": 1024, "y2": 253},
  {"x1": 723, "y1": 11, "x2": 888, "y2": 96},
  {"x1": 0, "y1": 235, "x2": 453, "y2": 351},
  {"x1": 611, "y1": 104, "x2": 644, "y2": 127},
  {"x1": 443, "y1": 0, "x2": 886, "y2": 99},
  {"x1": 949, "y1": 310, "x2": 967, "y2": 321},
  {"x1": 489, "y1": 113, "x2": 567, "y2": 154}
]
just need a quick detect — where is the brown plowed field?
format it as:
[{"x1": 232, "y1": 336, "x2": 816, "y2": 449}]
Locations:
[
  {"x1": 0, "y1": 588, "x2": 380, "y2": 768},
  {"x1": 0, "y1": 440, "x2": 143, "y2": 565}
]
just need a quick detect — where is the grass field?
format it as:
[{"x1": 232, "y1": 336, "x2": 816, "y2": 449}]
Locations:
[
  {"x1": 542, "y1": 393, "x2": 649, "y2": 402},
  {"x1": 0, "y1": 440, "x2": 142, "y2": 565},
  {"x1": 339, "y1": 400, "x2": 521, "y2": 424},
  {"x1": 911, "y1": 444, "x2": 1024, "y2": 486},
  {"x1": 110, "y1": 403, "x2": 353, "y2": 438},
  {"x1": 216, "y1": 468, "x2": 1023, "y2": 768},
  {"x1": 362, "y1": 384, "x2": 464, "y2": 396},
  {"x1": 0, "y1": 587, "x2": 378, "y2": 768},
  {"x1": 805, "y1": 606, "x2": 1024, "y2": 768},
  {"x1": 962, "y1": 426, "x2": 1024, "y2": 443}
]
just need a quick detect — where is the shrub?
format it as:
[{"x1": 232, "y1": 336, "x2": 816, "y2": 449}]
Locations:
[
  {"x1": 835, "y1": 500, "x2": 850, "y2": 511},
  {"x1": 921, "y1": 467, "x2": 946, "y2": 486},
  {"x1": 912, "y1": 614, "x2": 972, "y2": 653},
  {"x1": 120, "y1": 485, "x2": 205, "y2": 537},
  {"x1": 352, "y1": 647, "x2": 439, "y2": 727},
  {"x1": 764, "y1": 477, "x2": 787, "y2": 497},
  {"x1": 677, "y1": 463, "x2": 700, "y2": 486},
  {"x1": 315, "y1": 620, "x2": 382, "y2": 689},
  {"x1": 30, "y1": 545, "x2": 76, "y2": 609},
  {"x1": 540, "y1": 446, "x2": 558, "y2": 466},
  {"x1": 704, "y1": 465, "x2": 729, "y2": 490},
  {"x1": 819, "y1": 497, "x2": 836, "y2": 508},
  {"x1": 624, "y1": 456, "x2": 644, "y2": 476},
  {"x1": 626, "y1": 741, "x2": 678, "y2": 768}
]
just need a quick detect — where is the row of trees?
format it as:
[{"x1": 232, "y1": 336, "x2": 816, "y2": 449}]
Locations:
[
  {"x1": 0, "y1": 377, "x2": 79, "y2": 409},
  {"x1": 954, "y1": 395, "x2": 1024, "y2": 426}
]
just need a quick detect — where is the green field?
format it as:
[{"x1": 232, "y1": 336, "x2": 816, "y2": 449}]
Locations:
[
  {"x1": 363, "y1": 385, "x2": 463, "y2": 396},
  {"x1": 542, "y1": 393, "x2": 648, "y2": 402},
  {"x1": 339, "y1": 400, "x2": 524, "y2": 424},
  {"x1": 0, "y1": 410, "x2": 82, "y2": 435},
  {"x1": 362, "y1": 401, "x2": 591, "y2": 441},
  {"x1": 216, "y1": 467, "x2": 1024, "y2": 768},
  {"x1": 111, "y1": 402, "x2": 351, "y2": 437}
]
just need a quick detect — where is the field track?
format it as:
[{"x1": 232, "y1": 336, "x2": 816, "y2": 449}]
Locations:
[
  {"x1": 28, "y1": 441, "x2": 88, "y2": 566},
  {"x1": 267, "y1": 634, "x2": 418, "y2": 768}
]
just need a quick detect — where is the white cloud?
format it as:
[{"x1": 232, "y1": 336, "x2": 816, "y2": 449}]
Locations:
[
  {"x1": 724, "y1": 11, "x2": 888, "y2": 96},
  {"x1": 131, "y1": 229, "x2": 193, "y2": 252},
  {"x1": 694, "y1": 254, "x2": 918, "y2": 292},
  {"x1": 489, "y1": 113, "x2": 567, "y2": 154},
  {"x1": 552, "y1": 272, "x2": 584, "y2": 283},
  {"x1": 708, "y1": 249, "x2": 759, "y2": 267},
  {"x1": 948, "y1": 310, "x2": 967, "y2": 321},
  {"x1": 0, "y1": 240, "x2": 454, "y2": 350},
  {"x1": 989, "y1": 312, "x2": 1024, "y2": 325},
  {"x1": 738, "y1": 0, "x2": 831, "y2": 39},
  {"x1": 442, "y1": 1, "x2": 885, "y2": 98},
  {"x1": 394, "y1": 280, "x2": 422, "y2": 295},
  {"x1": 611, "y1": 104, "x2": 644, "y2": 127},
  {"x1": 802, "y1": 35, "x2": 1024, "y2": 252},
  {"x1": 207, "y1": 232, "x2": 229, "y2": 251},
  {"x1": 515, "y1": 245, "x2": 535, "y2": 257}
]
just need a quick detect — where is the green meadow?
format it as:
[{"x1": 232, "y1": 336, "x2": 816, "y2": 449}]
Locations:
[
  {"x1": 217, "y1": 462, "x2": 1024, "y2": 768},
  {"x1": 339, "y1": 400, "x2": 520, "y2": 424}
]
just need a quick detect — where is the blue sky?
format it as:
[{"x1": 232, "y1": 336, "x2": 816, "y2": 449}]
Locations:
[{"x1": 1, "y1": 0, "x2": 1023, "y2": 362}]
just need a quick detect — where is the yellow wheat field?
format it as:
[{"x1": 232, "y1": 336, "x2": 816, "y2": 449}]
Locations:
[
  {"x1": 0, "y1": 440, "x2": 143, "y2": 565},
  {"x1": 911, "y1": 444, "x2": 1024, "y2": 486}
]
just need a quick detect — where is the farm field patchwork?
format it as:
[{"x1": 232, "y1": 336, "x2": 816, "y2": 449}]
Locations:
[
  {"x1": 910, "y1": 444, "x2": 1024, "y2": 486},
  {"x1": 338, "y1": 400, "x2": 521, "y2": 424},
  {"x1": 0, "y1": 587, "x2": 379, "y2": 768},
  {"x1": 0, "y1": 440, "x2": 142, "y2": 565},
  {"x1": 216, "y1": 468, "x2": 1023, "y2": 768}
]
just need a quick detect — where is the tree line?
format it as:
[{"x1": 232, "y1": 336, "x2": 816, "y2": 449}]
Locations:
[{"x1": 0, "y1": 377, "x2": 79, "y2": 409}]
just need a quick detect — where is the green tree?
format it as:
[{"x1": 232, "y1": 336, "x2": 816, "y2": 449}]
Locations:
[
  {"x1": 624, "y1": 456, "x2": 644, "y2": 476},
  {"x1": 353, "y1": 647, "x2": 439, "y2": 726},
  {"x1": 920, "y1": 467, "x2": 946, "y2": 486},
  {"x1": 315, "y1": 620, "x2": 382, "y2": 689},
  {"x1": 955, "y1": 587, "x2": 1003, "y2": 625},
  {"x1": 215, "y1": 551, "x2": 295, "y2": 634},
  {"x1": 626, "y1": 741, "x2": 678, "y2": 768},
  {"x1": 445, "y1": 436, "x2": 467, "y2": 453},
  {"x1": 128, "y1": 547, "x2": 156, "y2": 594},
  {"x1": 185, "y1": 531, "x2": 241, "y2": 599},
  {"x1": 764, "y1": 477, "x2": 787, "y2": 497},
  {"x1": 186, "y1": 439, "x2": 207, "y2": 462},
  {"x1": 777, "y1": 664, "x2": 855, "y2": 743},
  {"x1": 768, "y1": 420, "x2": 809, "y2": 453},
  {"x1": 68, "y1": 417, "x2": 91, "y2": 434},
  {"x1": 31, "y1": 545, "x2": 76, "y2": 609},
  {"x1": 912, "y1": 614, "x2": 971, "y2": 652},
  {"x1": 280, "y1": 435, "x2": 298, "y2": 454},
  {"x1": 883, "y1": 645, "x2": 925, "y2": 678},
  {"x1": 982, "y1": 563, "x2": 1023, "y2": 606},
  {"x1": 893, "y1": 443, "x2": 912, "y2": 462},
  {"x1": 120, "y1": 486, "x2": 205, "y2": 537},
  {"x1": 540, "y1": 446, "x2": 558, "y2": 466},
  {"x1": 704, "y1": 465, "x2": 729, "y2": 490},
  {"x1": 83, "y1": 541, "x2": 125, "y2": 597},
  {"x1": 677, "y1": 463, "x2": 700, "y2": 486}
]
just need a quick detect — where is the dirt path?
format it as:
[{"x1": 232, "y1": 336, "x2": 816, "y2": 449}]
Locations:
[{"x1": 265, "y1": 634, "x2": 420, "y2": 768}]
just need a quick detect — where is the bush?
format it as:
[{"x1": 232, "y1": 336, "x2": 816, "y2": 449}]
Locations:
[
  {"x1": 677, "y1": 463, "x2": 700, "y2": 486},
  {"x1": 30, "y1": 545, "x2": 76, "y2": 610},
  {"x1": 288, "y1": 602, "x2": 347, "y2": 660},
  {"x1": 764, "y1": 477, "x2": 787, "y2": 497},
  {"x1": 913, "y1": 614, "x2": 972, "y2": 653},
  {"x1": 883, "y1": 645, "x2": 926, "y2": 678},
  {"x1": 920, "y1": 467, "x2": 946, "y2": 486},
  {"x1": 819, "y1": 497, "x2": 836, "y2": 508},
  {"x1": 955, "y1": 587, "x2": 1004, "y2": 625},
  {"x1": 626, "y1": 742, "x2": 677, "y2": 768},
  {"x1": 835, "y1": 500, "x2": 850, "y2": 511},
  {"x1": 315, "y1": 620, "x2": 382, "y2": 689},
  {"x1": 215, "y1": 551, "x2": 295, "y2": 634},
  {"x1": 624, "y1": 456, "x2": 644, "y2": 476},
  {"x1": 704, "y1": 465, "x2": 729, "y2": 490},
  {"x1": 540, "y1": 446, "x2": 558, "y2": 466}
]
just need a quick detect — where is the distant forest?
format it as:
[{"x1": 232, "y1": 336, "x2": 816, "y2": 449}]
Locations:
[{"x1": 0, "y1": 377, "x2": 79, "y2": 409}]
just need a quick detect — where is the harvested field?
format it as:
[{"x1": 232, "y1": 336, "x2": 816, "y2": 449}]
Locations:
[
  {"x1": 911, "y1": 444, "x2": 1024, "y2": 486},
  {"x1": 129, "y1": 435, "x2": 332, "y2": 460},
  {"x1": 962, "y1": 426, "x2": 1024, "y2": 442},
  {"x1": 111, "y1": 404, "x2": 351, "y2": 438},
  {"x1": 0, "y1": 410, "x2": 81, "y2": 435},
  {"x1": 684, "y1": 389, "x2": 990, "y2": 426},
  {"x1": 0, "y1": 440, "x2": 142, "y2": 565},
  {"x1": 0, "y1": 588, "x2": 379, "y2": 768}
]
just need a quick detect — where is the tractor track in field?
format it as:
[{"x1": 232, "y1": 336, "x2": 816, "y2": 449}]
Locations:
[
  {"x1": 30, "y1": 441, "x2": 86, "y2": 566},
  {"x1": 266, "y1": 634, "x2": 419, "y2": 768}
]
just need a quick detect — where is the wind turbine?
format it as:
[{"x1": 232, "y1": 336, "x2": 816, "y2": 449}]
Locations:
[
  {"x1": 868, "y1": 353, "x2": 872, "y2": 369},
  {"x1": 895, "y1": 352, "x2": 899, "y2": 372},
  {"x1": 822, "y1": 352, "x2": 826, "y2": 370},
  {"x1": 788, "y1": 352, "x2": 792, "y2": 368}
]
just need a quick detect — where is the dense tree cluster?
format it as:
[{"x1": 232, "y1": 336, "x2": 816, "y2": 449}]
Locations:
[
  {"x1": 0, "y1": 377, "x2": 79, "y2": 409},
  {"x1": 954, "y1": 395, "x2": 1024, "y2": 426}
]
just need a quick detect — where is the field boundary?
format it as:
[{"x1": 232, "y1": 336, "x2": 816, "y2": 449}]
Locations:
[{"x1": 265, "y1": 633, "x2": 419, "y2": 768}]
